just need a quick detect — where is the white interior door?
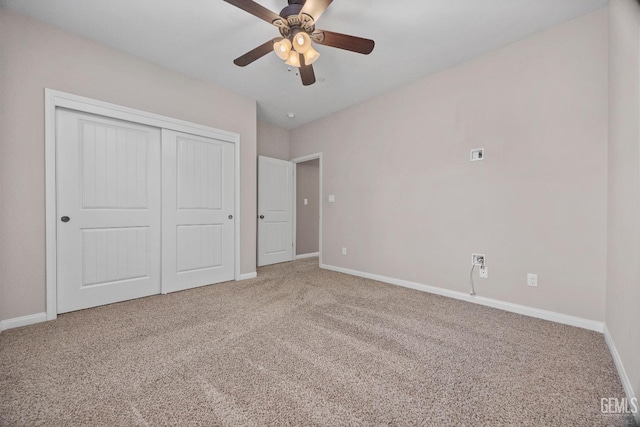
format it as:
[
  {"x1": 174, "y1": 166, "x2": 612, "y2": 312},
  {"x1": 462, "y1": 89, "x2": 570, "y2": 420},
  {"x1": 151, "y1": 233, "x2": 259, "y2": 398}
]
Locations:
[
  {"x1": 56, "y1": 108, "x2": 161, "y2": 313},
  {"x1": 258, "y1": 156, "x2": 293, "y2": 266},
  {"x1": 161, "y1": 130, "x2": 235, "y2": 293}
]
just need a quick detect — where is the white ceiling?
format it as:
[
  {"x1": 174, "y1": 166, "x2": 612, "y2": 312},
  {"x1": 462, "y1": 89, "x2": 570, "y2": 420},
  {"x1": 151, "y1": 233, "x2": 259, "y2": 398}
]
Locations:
[{"x1": 1, "y1": 0, "x2": 608, "y2": 129}]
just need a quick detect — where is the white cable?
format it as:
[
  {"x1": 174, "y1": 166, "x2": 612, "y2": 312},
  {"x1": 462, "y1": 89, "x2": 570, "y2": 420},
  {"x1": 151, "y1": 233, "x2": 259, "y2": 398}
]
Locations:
[{"x1": 469, "y1": 263, "x2": 477, "y2": 296}]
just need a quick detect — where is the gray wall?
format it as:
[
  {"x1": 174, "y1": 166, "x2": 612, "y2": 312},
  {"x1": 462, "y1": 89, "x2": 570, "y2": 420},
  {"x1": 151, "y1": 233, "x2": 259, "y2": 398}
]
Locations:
[
  {"x1": 290, "y1": 10, "x2": 608, "y2": 322},
  {"x1": 607, "y1": 0, "x2": 640, "y2": 411},
  {"x1": 257, "y1": 120, "x2": 290, "y2": 161},
  {"x1": 0, "y1": 9, "x2": 258, "y2": 322},
  {"x1": 296, "y1": 159, "x2": 320, "y2": 256}
]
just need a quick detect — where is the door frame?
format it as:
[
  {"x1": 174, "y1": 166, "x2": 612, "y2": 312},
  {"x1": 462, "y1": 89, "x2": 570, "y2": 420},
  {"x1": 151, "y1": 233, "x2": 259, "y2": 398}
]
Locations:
[
  {"x1": 290, "y1": 153, "x2": 323, "y2": 266},
  {"x1": 44, "y1": 89, "x2": 241, "y2": 321}
]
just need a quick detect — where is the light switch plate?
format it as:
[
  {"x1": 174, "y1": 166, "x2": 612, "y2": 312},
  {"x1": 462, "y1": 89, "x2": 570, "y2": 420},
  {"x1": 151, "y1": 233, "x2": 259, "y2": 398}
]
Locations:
[
  {"x1": 304, "y1": 198, "x2": 308, "y2": 205},
  {"x1": 527, "y1": 274, "x2": 538, "y2": 287},
  {"x1": 329, "y1": 195, "x2": 335, "y2": 203}
]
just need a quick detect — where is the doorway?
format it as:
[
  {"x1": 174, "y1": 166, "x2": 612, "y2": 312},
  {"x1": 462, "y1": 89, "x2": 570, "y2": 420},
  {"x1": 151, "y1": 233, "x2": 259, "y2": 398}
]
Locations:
[
  {"x1": 292, "y1": 153, "x2": 323, "y2": 265},
  {"x1": 294, "y1": 159, "x2": 319, "y2": 259}
]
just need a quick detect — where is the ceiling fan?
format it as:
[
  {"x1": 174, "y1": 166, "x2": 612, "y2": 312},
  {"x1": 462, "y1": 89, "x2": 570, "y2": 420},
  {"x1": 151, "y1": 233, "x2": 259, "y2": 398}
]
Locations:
[{"x1": 223, "y1": 0, "x2": 375, "y2": 86}]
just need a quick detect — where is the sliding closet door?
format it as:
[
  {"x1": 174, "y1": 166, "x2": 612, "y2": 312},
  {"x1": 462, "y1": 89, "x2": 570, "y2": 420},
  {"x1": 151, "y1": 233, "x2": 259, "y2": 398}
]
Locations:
[
  {"x1": 161, "y1": 130, "x2": 235, "y2": 293},
  {"x1": 56, "y1": 109, "x2": 162, "y2": 313}
]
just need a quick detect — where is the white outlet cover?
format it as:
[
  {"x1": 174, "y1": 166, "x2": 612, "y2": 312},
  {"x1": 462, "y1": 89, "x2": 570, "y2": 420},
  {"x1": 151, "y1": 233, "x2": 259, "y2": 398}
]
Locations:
[
  {"x1": 527, "y1": 274, "x2": 538, "y2": 287},
  {"x1": 329, "y1": 195, "x2": 335, "y2": 203},
  {"x1": 304, "y1": 198, "x2": 308, "y2": 205},
  {"x1": 470, "y1": 148, "x2": 485, "y2": 161},
  {"x1": 480, "y1": 266, "x2": 488, "y2": 279},
  {"x1": 342, "y1": 247, "x2": 347, "y2": 255},
  {"x1": 472, "y1": 253, "x2": 485, "y2": 265}
]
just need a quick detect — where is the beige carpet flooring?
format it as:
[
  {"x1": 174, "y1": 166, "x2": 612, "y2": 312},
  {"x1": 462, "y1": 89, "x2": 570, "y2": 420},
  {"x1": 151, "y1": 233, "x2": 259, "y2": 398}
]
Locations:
[{"x1": 1, "y1": 258, "x2": 637, "y2": 426}]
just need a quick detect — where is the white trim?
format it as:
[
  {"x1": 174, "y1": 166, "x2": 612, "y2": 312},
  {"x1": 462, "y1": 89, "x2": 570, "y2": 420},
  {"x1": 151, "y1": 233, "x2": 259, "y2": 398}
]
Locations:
[
  {"x1": 290, "y1": 153, "x2": 323, "y2": 266},
  {"x1": 0, "y1": 313, "x2": 48, "y2": 332},
  {"x1": 45, "y1": 89, "x2": 242, "y2": 321},
  {"x1": 234, "y1": 130, "x2": 241, "y2": 282},
  {"x1": 46, "y1": 90, "x2": 238, "y2": 140},
  {"x1": 604, "y1": 325, "x2": 639, "y2": 424},
  {"x1": 296, "y1": 252, "x2": 320, "y2": 259},
  {"x1": 45, "y1": 90, "x2": 58, "y2": 321},
  {"x1": 239, "y1": 272, "x2": 257, "y2": 280},
  {"x1": 321, "y1": 263, "x2": 604, "y2": 332},
  {"x1": 292, "y1": 165, "x2": 297, "y2": 260}
]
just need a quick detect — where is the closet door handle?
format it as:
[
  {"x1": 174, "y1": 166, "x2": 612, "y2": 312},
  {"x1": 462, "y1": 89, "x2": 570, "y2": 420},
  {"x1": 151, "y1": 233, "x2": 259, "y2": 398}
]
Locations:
[
  {"x1": 259, "y1": 215, "x2": 264, "y2": 219},
  {"x1": 61, "y1": 216, "x2": 70, "y2": 223},
  {"x1": 228, "y1": 215, "x2": 233, "y2": 220}
]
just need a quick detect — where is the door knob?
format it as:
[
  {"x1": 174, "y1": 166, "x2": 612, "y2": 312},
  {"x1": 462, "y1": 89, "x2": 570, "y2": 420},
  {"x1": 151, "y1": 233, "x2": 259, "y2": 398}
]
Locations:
[
  {"x1": 228, "y1": 215, "x2": 233, "y2": 219},
  {"x1": 259, "y1": 215, "x2": 264, "y2": 219},
  {"x1": 61, "y1": 216, "x2": 70, "y2": 223}
]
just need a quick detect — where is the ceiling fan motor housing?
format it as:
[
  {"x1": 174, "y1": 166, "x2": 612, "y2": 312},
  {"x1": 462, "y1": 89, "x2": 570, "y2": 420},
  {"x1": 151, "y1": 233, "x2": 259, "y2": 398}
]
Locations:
[
  {"x1": 279, "y1": 3, "x2": 303, "y2": 20},
  {"x1": 279, "y1": 0, "x2": 314, "y2": 37}
]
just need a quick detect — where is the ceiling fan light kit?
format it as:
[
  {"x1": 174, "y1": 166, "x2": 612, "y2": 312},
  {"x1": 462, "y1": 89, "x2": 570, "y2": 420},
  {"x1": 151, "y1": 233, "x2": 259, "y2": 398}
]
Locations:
[
  {"x1": 303, "y1": 46, "x2": 320, "y2": 65},
  {"x1": 274, "y1": 38, "x2": 292, "y2": 60},
  {"x1": 223, "y1": 0, "x2": 375, "y2": 86},
  {"x1": 285, "y1": 50, "x2": 301, "y2": 67},
  {"x1": 292, "y1": 31, "x2": 312, "y2": 53}
]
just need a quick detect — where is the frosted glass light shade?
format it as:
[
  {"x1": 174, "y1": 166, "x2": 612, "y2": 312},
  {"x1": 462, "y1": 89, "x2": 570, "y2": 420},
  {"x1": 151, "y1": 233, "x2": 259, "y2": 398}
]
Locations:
[
  {"x1": 303, "y1": 46, "x2": 320, "y2": 65},
  {"x1": 273, "y1": 39, "x2": 292, "y2": 60},
  {"x1": 285, "y1": 51, "x2": 301, "y2": 67},
  {"x1": 292, "y1": 31, "x2": 311, "y2": 53}
]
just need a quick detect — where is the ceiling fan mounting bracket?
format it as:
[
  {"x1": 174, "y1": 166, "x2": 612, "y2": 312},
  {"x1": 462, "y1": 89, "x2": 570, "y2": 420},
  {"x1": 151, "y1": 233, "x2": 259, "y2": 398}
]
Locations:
[
  {"x1": 272, "y1": 19, "x2": 290, "y2": 32},
  {"x1": 310, "y1": 31, "x2": 324, "y2": 43},
  {"x1": 298, "y1": 14, "x2": 316, "y2": 32},
  {"x1": 279, "y1": 22, "x2": 315, "y2": 38}
]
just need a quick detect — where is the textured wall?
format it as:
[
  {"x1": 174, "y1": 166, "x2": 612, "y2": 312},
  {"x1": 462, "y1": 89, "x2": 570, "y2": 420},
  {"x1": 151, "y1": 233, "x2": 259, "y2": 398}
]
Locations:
[
  {"x1": 296, "y1": 159, "x2": 320, "y2": 255},
  {"x1": 290, "y1": 10, "x2": 608, "y2": 321},
  {"x1": 0, "y1": 9, "x2": 257, "y2": 321},
  {"x1": 607, "y1": 0, "x2": 640, "y2": 411}
]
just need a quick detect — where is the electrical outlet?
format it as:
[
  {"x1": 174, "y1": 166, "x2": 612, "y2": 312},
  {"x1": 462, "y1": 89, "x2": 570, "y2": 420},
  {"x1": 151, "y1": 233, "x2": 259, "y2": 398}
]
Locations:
[
  {"x1": 527, "y1": 274, "x2": 538, "y2": 287},
  {"x1": 480, "y1": 266, "x2": 488, "y2": 279},
  {"x1": 342, "y1": 247, "x2": 347, "y2": 256},
  {"x1": 472, "y1": 254, "x2": 485, "y2": 266}
]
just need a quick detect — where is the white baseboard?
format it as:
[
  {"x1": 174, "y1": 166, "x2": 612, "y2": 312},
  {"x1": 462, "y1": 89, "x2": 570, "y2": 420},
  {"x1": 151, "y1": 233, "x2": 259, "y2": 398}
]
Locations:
[
  {"x1": 0, "y1": 312, "x2": 47, "y2": 332},
  {"x1": 604, "y1": 325, "x2": 639, "y2": 424},
  {"x1": 296, "y1": 252, "x2": 320, "y2": 260},
  {"x1": 239, "y1": 272, "x2": 257, "y2": 281},
  {"x1": 321, "y1": 264, "x2": 604, "y2": 333}
]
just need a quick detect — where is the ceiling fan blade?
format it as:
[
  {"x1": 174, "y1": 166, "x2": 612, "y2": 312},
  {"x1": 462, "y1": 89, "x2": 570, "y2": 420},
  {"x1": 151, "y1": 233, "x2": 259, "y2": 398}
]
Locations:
[
  {"x1": 223, "y1": 0, "x2": 283, "y2": 26},
  {"x1": 299, "y1": 0, "x2": 333, "y2": 23},
  {"x1": 313, "y1": 30, "x2": 375, "y2": 55},
  {"x1": 233, "y1": 38, "x2": 279, "y2": 67},
  {"x1": 299, "y1": 54, "x2": 316, "y2": 86}
]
